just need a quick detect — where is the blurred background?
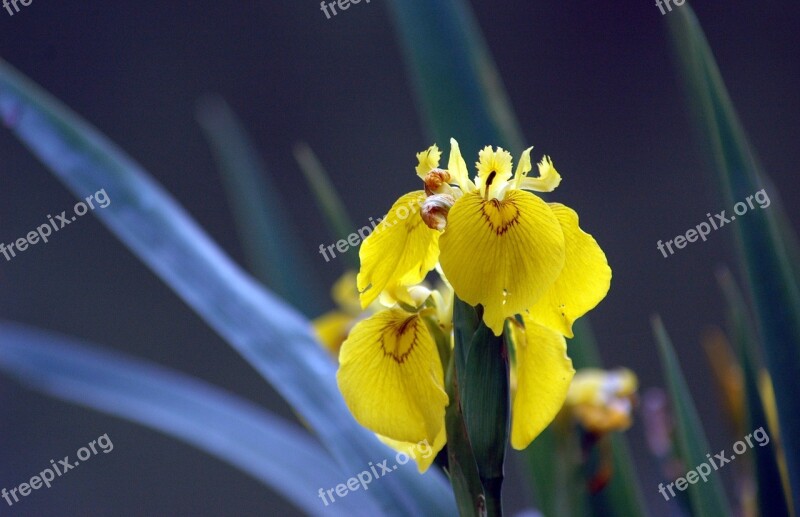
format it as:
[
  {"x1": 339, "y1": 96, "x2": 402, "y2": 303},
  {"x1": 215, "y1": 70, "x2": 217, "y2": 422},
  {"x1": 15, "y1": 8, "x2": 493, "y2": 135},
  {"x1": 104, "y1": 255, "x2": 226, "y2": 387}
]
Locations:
[{"x1": 1, "y1": 1, "x2": 798, "y2": 515}]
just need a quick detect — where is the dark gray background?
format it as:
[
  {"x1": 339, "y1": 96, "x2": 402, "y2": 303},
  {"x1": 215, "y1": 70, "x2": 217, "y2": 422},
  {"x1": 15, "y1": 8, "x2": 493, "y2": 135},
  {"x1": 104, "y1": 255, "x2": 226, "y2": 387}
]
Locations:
[{"x1": 1, "y1": 1, "x2": 798, "y2": 515}]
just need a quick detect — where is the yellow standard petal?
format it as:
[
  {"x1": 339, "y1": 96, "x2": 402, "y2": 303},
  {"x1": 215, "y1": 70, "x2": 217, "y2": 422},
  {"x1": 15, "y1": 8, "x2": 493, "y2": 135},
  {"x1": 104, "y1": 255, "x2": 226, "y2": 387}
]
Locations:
[
  {"x1": 439, "y1": 190, "x2": 565, "y2": 335},
  {"x1": 415, "y1": 144, "x2": 441, "y2": 179},
  {"x1": 510, "y1": 316, "x2": 575, "y2": 449},
  {"x1": 336, "y1": 309, "x2": 448, "y2": 444},
  {"x1": 376, "y1": 424, "x2": 447, "y2": 473},
  {"x1": 527, "y1": 203, "x2": 611, "y2": 337},
  {"x1": 357, "y1": 191, "x2": 440, "y2": 308}
]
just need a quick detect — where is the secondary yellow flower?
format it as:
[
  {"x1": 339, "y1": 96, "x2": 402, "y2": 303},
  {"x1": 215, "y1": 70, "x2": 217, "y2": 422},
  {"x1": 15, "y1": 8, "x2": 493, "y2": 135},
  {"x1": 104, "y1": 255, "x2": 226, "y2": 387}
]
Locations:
[
  {"x1": 357, "y1": 139, "x2": 611, "y2": 337},
  {"x1": 563, "y1": 368, "x2": 638, "y2": 433}
]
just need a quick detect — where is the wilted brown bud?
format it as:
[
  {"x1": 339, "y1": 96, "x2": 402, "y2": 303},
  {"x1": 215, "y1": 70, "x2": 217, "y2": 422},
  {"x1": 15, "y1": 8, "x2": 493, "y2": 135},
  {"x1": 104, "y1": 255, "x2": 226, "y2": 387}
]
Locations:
[
  {"x1": 423, "y1": 168, "x2": 451, "y2": 195},
  {"x1": 421, "y1": 194, "x2": 455, "y2": 230}
]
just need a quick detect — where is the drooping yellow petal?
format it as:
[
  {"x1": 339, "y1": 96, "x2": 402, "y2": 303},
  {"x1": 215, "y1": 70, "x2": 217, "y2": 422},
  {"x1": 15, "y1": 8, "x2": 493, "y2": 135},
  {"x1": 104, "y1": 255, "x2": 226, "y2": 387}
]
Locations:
[
  {"x1": 439, "y1": 190, "x2": 565, "y2": 335},
  {"x1": 510, "y1": 316, "x2": 575, "y2": 449},
  {"x1": 415, "y1": 144, "x2": 441, "y2": 179},
  {"x1": 527, "y1": 203, "x2": 611, "y2": 337},
  {"x1": 337, "y1": 309, "x2": 448, "y2": 444},
  {"x1": 357, "y1": 191, "x2": 440, "y2": 308},
  {"x1": 377, "y1": 424, "x2": 446, "y2": 473}
]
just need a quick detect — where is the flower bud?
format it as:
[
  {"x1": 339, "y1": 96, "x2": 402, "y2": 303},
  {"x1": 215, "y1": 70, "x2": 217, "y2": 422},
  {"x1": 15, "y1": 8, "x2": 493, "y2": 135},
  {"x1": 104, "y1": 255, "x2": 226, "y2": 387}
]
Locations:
[{"x1": 421, "y1": 194, "x2": 455, "y2": 230}]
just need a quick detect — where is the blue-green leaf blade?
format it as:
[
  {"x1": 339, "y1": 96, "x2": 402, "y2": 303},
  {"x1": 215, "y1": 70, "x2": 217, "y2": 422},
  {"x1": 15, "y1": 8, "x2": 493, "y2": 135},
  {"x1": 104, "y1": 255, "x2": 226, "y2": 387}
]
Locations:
[
  {"x1": 196, "y1": 96, "x2": 323, "y2": 316},
  {"x1": 0, "y1": 321, "x2": 378, "y2": 517},
  {"x1": 386, "y1": 0, "x2": 524, "y2": 155},
  {"x1": 0, "y1": 59, "x2": 455, "y2": 516}
]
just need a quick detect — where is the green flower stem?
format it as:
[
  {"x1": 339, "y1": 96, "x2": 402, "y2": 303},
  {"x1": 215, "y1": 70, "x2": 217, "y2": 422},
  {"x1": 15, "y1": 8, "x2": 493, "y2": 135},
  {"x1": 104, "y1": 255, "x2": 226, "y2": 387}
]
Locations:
[{"x1": 449, "y1": 297, "x2": 509, "y2": 516}]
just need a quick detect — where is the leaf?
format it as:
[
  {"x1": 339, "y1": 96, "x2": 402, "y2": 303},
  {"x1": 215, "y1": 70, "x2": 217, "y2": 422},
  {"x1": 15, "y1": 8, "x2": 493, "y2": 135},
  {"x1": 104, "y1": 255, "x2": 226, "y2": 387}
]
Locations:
[
  {"x1": 717, "y1": 269, "x2": 792, "y2": 516},
  {"x1": 293, "y1": 142, "x2": 359, "y2": 269},
  {"x1": 385, "y1": 0, "x2": 524, "y2": 155},
  {"x1": 0, "y1": 321, "x2": 378, "y2": 517},
  {"x1": 652, "y1": 316, "x2": 731, "y2": 517},
  {"x1": 0, "y1": 59, "x2": 455, "y2": 516},
  {"x1": 196, "y1": 96, "x2": 323, "y2": 316},
  {"x1": 668, "y1": 7, "x2": 800, "y2": 507}
]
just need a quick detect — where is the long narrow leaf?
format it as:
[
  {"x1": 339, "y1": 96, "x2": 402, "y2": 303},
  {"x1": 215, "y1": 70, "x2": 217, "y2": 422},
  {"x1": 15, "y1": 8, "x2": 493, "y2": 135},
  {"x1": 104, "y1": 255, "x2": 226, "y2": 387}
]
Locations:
[
  {"x1": 0, "y1": 59, "x2": 455, "y2": 516},
  {"x1": 386, "y1": 0, "x2": 524, "y2": 155},
  {"x1": 653, "y1": 316, "x2": 731, "y2": 517},
  {"x1": 196, "y1": 96, "x2": 323, "y2": 316},
  {"x1": 668, "y1": 8, "x2": 800, "y2": 506},
  {"x1": 293, "y1": 142, "x2": 358, "y2": 269},
  {"x1": 717, "y1": 269, "x2": 792, "y2": 516},
  {"x1": 0, "y1": 322, "x2": 377, "y2": 517}
]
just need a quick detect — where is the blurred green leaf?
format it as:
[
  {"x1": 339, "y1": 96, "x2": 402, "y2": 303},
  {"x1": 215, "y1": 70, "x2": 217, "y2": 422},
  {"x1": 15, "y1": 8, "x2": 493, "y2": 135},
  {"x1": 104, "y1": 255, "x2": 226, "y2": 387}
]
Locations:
[
  {"x1": 0, "y1": 322, "x2": 377, "y2": 517},
  {"x1": 196, "y1": 96, "x2": 323, "y2": 316},
  {"x1": 717, "y1": 269, "x2": 792, "y2": 516},
  {"x1": 653, "y1": 316, "x2": 731, "y2": 517},
  {"x1": 0, "y1": 59, "x2": 455, "y2": 516},
  {"x1": 668, "y1": 8, "x2": 800, "y2": 506},
  {"x1": 293, "y1": 142, "x2": 359, "y2": 269},
  {"x1": 386, "y1": 0, "x2": 524, "y2": 155}
]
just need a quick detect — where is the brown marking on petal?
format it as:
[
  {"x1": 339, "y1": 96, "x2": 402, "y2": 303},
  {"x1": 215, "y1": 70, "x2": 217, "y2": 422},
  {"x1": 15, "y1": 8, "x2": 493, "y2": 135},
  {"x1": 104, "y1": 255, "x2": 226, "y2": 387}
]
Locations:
[
  {"x1": 480, "y1": 198, "x2": 521, "y2": 236},
  {"x1": 380, "y1": 316, "x2": 419, "y2": 364}
]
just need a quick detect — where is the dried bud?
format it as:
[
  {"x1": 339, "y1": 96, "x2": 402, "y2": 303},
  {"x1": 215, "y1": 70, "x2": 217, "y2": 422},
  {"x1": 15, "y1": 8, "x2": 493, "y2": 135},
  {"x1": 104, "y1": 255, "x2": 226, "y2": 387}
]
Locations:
[
  {"x1": 423, "y1": 168, "x2": 451, "y2": 195},
  {"x1": 421, "y1": 194, "x2": 455, "y2": 230}
]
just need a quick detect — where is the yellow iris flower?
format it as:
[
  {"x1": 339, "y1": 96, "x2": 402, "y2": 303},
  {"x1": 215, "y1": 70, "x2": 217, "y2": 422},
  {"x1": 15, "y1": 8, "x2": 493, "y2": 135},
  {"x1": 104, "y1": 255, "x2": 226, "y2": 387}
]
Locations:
[
  {"x1": 337, "y1": 139, "x2": 612, "y2": 464},
  {"x1": 357, "y1": 139, "x2": 610, "y2": 337}
]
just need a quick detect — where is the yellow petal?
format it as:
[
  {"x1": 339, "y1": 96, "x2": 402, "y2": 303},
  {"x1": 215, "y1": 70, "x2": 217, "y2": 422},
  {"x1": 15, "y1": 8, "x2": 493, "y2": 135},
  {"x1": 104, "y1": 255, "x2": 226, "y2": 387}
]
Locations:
[
  {"x1": 527, "y1": 203, "x2": 611, "y2": 337},
  {"x1": 439, "y1": 190, "x2": 565, "y2": 335},
  {"x1": 510, "y1": 316, "x2": 575, "y2": 449},
  {"x1": 376, "y1": 424, "x2": 446, "y2": 473},
  {"x1": 416, "y1": 144, "x2": 442, "y2": 178},
  {"x1": 337, "y1": 309, "x2": 448, "y2": 444},
  {"x1": 357, "y1": 191, "x2": 440, "y2": 308},
  {"x1": 447, "y1": 138, "x2": 475, "y2": 193},
  {"x1": 313, "y1": 311, "x2": 354, "y2": 358},
  {"x1": 520, "y1": 156, "x2": 562, "y2": 193}
]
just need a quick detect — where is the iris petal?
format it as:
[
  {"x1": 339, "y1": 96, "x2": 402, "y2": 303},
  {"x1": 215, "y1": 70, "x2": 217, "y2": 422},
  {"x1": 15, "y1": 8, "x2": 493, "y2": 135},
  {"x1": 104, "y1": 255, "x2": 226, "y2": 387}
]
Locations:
[
  {"x1": 510, "y1": 315, "x2": 575, "y2": 450},
  {"x1": 528, "y1": 203, "x2": 611, "y2": 337},
  {"x1": 337, "y1": 309, "x2": 448, "y2": 444},
  {"x1": 376, "y1": 424, "x2": 446, "y2": 473},
  {"x1": 439, "y1": 190, "x2": 565, "y2": 335},
  {"x1": 357, "y1": 191, "x2": 440, "y2": 308}
]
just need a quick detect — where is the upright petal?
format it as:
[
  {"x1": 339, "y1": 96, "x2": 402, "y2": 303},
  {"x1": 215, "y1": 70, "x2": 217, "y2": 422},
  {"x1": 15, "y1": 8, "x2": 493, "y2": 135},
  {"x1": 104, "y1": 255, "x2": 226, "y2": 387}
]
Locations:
[
  {"x1": 357, "y1": 191, "x2": 440, "y2": 308},
  {"x1": 528, "y1": 203, "x2": 611, "y2": 337},
  {"x1": 415, "y1": 144, "x2": 441, "y2": 179},
  {"x1": 337, "y1": 309, "x2": 448, "y2": 444},
  {"x1": 439, "y1": 190, "x2": 565, "y2": 335},
  {"x1": 510, "y1": 316, "x2": 575, "y2": 449},
  {"x1": 447, "y1": 138, "x2": 476, "y2": 193}
]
